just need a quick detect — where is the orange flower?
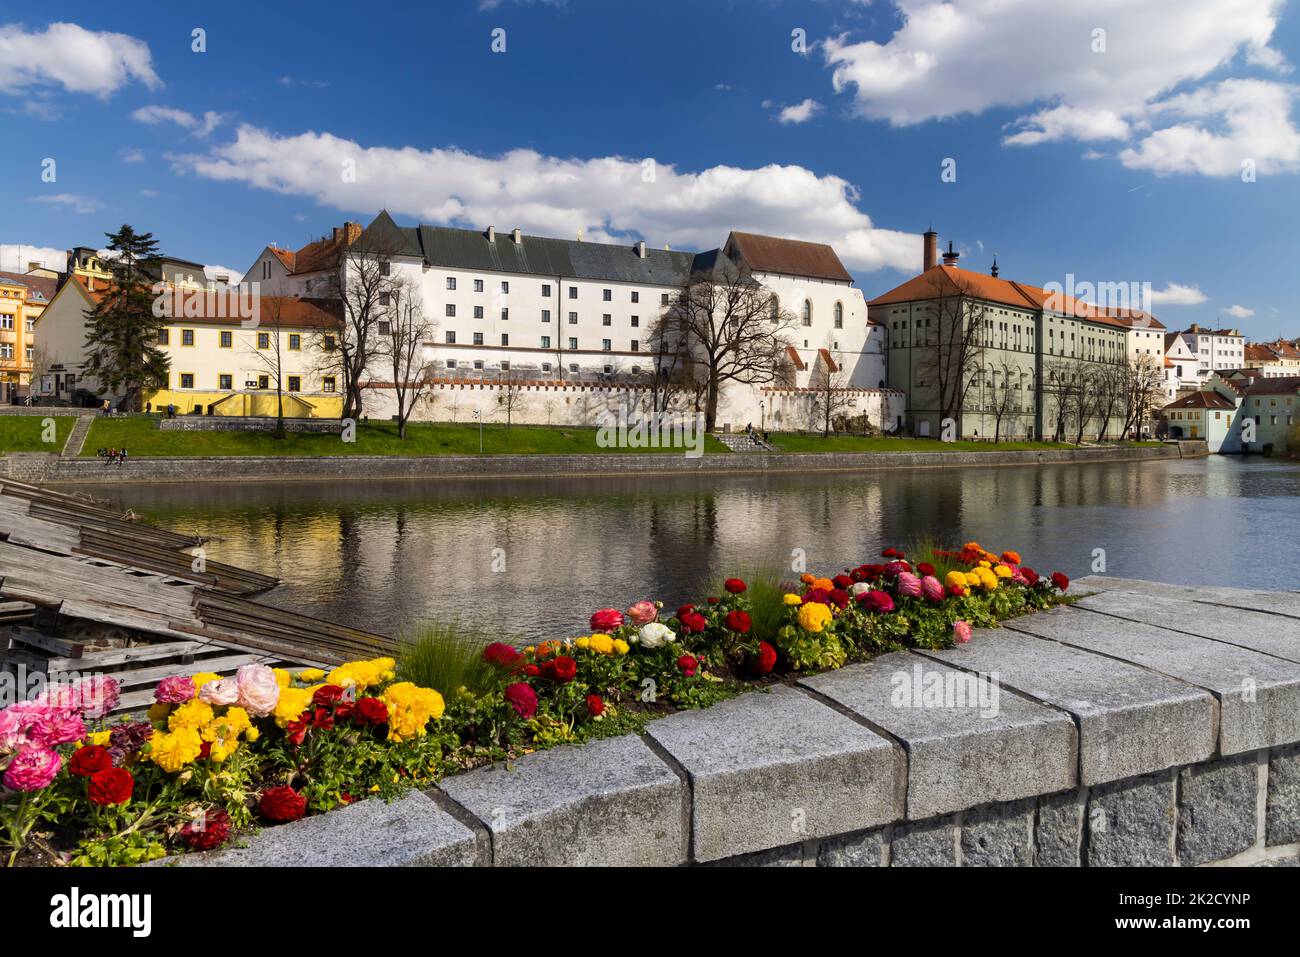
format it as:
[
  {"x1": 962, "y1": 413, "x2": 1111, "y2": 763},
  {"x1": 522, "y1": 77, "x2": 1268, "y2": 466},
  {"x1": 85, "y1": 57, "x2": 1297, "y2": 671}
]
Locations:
[
  {"x1": 1001, "y1": 550, "x2": 1022, "y2": 565},
  {"x1": 535, "y1": 640, "x2": 561, "y2": 658},
  {"x1": 800, "y1": 573, "x2": 816, "y2": 584}
]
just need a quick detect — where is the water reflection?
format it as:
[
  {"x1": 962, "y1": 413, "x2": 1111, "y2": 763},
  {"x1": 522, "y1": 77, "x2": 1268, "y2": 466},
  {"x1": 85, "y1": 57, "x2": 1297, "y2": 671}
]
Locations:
[{"x1": 72, "y1": 456, "x2": 1300, "y2": 638}]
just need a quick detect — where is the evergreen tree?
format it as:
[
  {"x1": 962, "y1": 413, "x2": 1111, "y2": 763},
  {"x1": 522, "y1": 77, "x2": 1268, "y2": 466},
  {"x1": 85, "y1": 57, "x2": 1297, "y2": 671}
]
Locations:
[{"x1": 82, "y1": 225, "x2": 170, "y2": 412}]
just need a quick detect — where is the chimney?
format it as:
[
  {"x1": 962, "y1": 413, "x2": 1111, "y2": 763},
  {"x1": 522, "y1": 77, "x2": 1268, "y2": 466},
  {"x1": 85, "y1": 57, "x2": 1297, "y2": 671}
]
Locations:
[
  {"x1": 343, "y1": 222, "x2": 362, "y2": 244},
  {"x1": 941, "y1": 240, "x2": 960, "y2": 267},
  {"x1": 923, "y1": 229, "x2": 938, "y2": 271},
  {"x1": 486, "y1": 226, "x2": 495, "y2": 242},
  {"x1": 635, "y1": 240, "x2": 646, "y2": 258},
  {"x1": 332, "y1": 227, "x2": 342, "y2": 243},
  {"x1": 26, "y1": 261, "x2": 40, "y2": 273},
  {"x1": 512, "y1": 228, "x2": 522, "y2": 244}
]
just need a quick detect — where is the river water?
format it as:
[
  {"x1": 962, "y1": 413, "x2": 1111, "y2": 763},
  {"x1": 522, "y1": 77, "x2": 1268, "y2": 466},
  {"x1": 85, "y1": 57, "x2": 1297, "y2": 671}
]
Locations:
[{"x1": 72, "y1": 456, "x2": 1299, "y2": 640}]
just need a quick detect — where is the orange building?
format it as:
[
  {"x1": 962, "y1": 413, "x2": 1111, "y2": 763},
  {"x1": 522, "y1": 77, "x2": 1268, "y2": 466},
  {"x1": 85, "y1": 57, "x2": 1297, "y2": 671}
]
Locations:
[{"x1": 0, "y1": 272, "x2": 55, "y2": 402}]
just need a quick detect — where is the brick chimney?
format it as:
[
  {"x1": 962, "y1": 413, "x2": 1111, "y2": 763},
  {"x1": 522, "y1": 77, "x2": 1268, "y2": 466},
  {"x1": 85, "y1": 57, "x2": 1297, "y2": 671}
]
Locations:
[
  {"x1": 923, "y1": 229, "x2": 938, "y2": 271},
  {"x1": 343, "y1": 222, "x2": 362, "y2": 244},
  {"x1": 941, "y1": 240, "x2": 960, "y2": 267}
]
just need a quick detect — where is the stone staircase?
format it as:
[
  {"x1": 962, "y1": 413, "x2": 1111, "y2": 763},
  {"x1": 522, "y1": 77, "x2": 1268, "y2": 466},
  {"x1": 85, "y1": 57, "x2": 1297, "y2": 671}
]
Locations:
[
  {"x1": 714, "y1": 431, "x2": 775, "y2": 453},
  {"x1": 61, "y1": 413, "x2": 96, "y2": 457}
]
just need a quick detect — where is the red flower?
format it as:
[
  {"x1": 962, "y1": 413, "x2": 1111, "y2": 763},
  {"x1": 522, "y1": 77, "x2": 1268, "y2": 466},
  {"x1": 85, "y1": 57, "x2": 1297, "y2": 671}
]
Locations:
[
  {"x1": 340, "y1": 792, "x2": 355, "y2": 805},
  {"x1": 828, "y1": 588, "x2": 851, "y2": 610},
  {"x1": 858, "y1": 589, "x2": 896, "y2": 614},
  {"x1": 917, "y1": 562, "x2": 936, "y2": 577},
  {"x1": 198, "y1": 741, "x2": 212, "y2": 760},
  {"x1": 311, "y1": 706, "x2": 334, "y2": 731},
  {"x1": 523, "y1": 664, "x2": 541, "y2": 677},
  {"x1": 675, "y1": 603, "x2": 696, "y2": 620},
  {"x1": 69, "y1": 745, "x2": 112, "y2": 777},
  {"x1": 706, "y1": 596, "x2": 719, "y2": 605},
  {"x1": 948, "y1": 583, "x2": 967, "y2": 598},
  {"x1": 334, "y1": 701, "x2": 355, "y2": 722},
  {"x1": 589, "y1": 608, "x2": 625, "y2": 633},
  {"x1": 483, "y1": 642, "x2": 523, "y2": 671},
  {"x1": 724, "y1": 578, "x2": 747, "y2": 594},
  {"x1": 679, "y1": 611, "x2": 707, "y2": 634},
  {"x1": 87, "y1": 767, "x2": 133, "y2": 806},
  {"x1": 286, "y1": 711, "x2": 311, "y2": 746},
  {"x1": 585, "y1": 694, "x2": 605, "y2": 717},
  {"x1": 178, "y1": 807, "x2": 231, "y2": 852},
  {"x1": 260, "y1": 785, "x2": 307, "y2": 823},
  {"x1": 884, "y1": 560, "x2": 912, "y2": 577},
  {"x1": 832, "y1": 574, "x2": 853, "y2": 589},
  {"x1": 725, "y1": 609, "x2": 752, "y2": 633},
  {"x1": 753, "y1": 641, "x2": 778, "y2": 676},
  {"x1": 355, "y1": 696, "x2": 389, "y2": 725},
  {"x1": 1051, "y1": 572, "x2": 1070, "y2": 592},
  {"x1": 881, "y1": 547, "x2": 900, "y2": 558},
  {"x1": 540, "y1": 655, "x2": 577, "y2": 683},
  {"x1": 677, "y1": 654, "x2": 699, "y2": 677},
  {"x1": 803, "y1": 588, "x2": 831, "y2": 605},
  {"x1": 312, "y1": 684, "x2": 345, "y2": 707},
  {"x1": 504, "y1": 682, "x2": 538, "y2": 719}
]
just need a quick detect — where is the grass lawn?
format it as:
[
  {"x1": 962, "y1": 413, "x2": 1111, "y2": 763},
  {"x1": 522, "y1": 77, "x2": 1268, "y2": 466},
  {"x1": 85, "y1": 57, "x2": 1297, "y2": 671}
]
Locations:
[
  {"x1": 0, "y1": 416, "x2": 75, "y2": 453},
  {"x1": 82, "y1": 417, "x2": 728, "y2": 457},
  {"x1": 768, "y1": 433, "x2": 1163, "y2": 453}
]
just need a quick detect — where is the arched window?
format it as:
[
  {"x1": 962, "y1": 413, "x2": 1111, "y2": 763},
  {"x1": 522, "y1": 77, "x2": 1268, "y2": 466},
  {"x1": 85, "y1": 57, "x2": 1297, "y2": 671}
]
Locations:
[
  {"x1": 769, "y1": 296, "x2": 780, "y2": 322},
  {"x1": 802, "y1": 299, "x2": 812, "y2": 327},
  {"x1": 833, "y1": 302, "x2": 843, "y2": 329}
]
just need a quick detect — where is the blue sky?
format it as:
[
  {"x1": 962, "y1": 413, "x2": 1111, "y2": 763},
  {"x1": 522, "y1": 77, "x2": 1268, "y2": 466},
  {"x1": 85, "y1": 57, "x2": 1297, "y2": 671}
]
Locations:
[{"x1": 2, "y1": 0, "x2": 1299, "y2": 336}]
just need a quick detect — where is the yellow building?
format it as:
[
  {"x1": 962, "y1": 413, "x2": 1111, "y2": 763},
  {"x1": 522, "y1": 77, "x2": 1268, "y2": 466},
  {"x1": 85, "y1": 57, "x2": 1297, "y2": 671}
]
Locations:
[
  {"x1": 33, "y1": 276, "x2": 345, "y2": 417},
  {"x1": 0, "y1": 271, "x2": 54, "y2": 402}
]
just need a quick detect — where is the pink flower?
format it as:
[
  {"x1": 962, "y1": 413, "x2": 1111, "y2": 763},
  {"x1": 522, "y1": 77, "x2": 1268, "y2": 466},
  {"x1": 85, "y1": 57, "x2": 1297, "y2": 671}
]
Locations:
[
  {"x1": 34, "y1": 684, "x2": 77, "y2": 711},
  {"x1": 953, "y1": 620, "x2": 973, "y2": 645},
  {"x1": 858, "y1": 589, "x2": 895, "y2": 614},
  {"x1": 198, "y1": 678, "x2": 240, "y2": 707},
  {"x1": 0, "y1": 708, "x2": 27, "y2": 753},
  {"x1": 3, "y1": 746, "x2": 62, "y2": 791},
  {"x1": 625, "y1": 601, "x2": 658, "y2": 627},
  {"x1": 235, "y1": 664, "x2": 281, "y2": 717},
  {"x1": 884, "y1": 560, "x2": 912, "y2": 578},
  {"x1": 589, "y1": 608, "x2": 625, "y2": 634},
  {"x1": 896, "y1": 572, "x2": 922, "y2": 599},
  {"x1": 72, "y1": 676, "x2": 120, "y2": 720},
  {"x1": 154, "y1": 675, "x2": 195, "y2": 705},
  {"x1": 29, "y1": 711, "x2": 85, "y2": 748},
  {"x1": 920, "y1": 575, "x2": 946, "y2": 602}
]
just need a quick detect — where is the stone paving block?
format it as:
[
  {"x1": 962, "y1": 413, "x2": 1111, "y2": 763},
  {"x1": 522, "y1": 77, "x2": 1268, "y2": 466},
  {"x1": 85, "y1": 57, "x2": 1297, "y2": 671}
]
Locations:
[
  {"x1": 1086, "y1": 772, "x2": 1177, "y2": 867},
  {"x1": 646, "y1": 685, "x2": 904, "y2": 862},
  {"x1": 1177, "y1": 754, "x2": 1259, "y2": 866},
  {"x1": 1009, "y1": 607, "x2": 1300, "y2": 755},
  {"x1": 922, "y1": 630, "x2": 1215, "y2": 785},
  {"x1": 153, "y1": 790, "x2": 483, "y2": 867},
  {"x1": 1036, "y1": 790, "x2": 1085, "y2": 866},
  {"x1": 817, "y1": 828, "x2": 886, "y2": 867},
  {"x1": 1074, "y1": 576, "x2": 1300, "y2": 612},
  {"x1": 1074, "y1": 589, "x2": 1300, "y2": 664},
  {"x1": 802, "y1": 651, "x2": 1076, "y2": 818},
  {"x1": 889, "y1": 816, "x2": 958, "y2": 866},
  {"x1": 1267, "y1": 744, "x2": 1300, "y2": 846},
  {"x1": 438, "y1": 733, "x2": 685, "y2": 866},
  {"x1": 961, "y1": 800, "x2": 1034, "y2": 866}
]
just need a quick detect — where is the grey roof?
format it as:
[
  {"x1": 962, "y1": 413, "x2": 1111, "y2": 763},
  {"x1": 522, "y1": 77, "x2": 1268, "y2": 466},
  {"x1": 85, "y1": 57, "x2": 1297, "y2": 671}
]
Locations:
[{"x1": 362, "y1": 211, "x2": 701, "y2": 286}]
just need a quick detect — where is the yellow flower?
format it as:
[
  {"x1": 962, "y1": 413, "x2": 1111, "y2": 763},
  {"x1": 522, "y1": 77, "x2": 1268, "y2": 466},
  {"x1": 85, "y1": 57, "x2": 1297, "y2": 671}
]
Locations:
[
  {"x1": 976, "y1": 567, "x2": 999, "y2": 591},
  {"x1": 147, "y1": 702, "x2": 172, "y2": 724},
  {"x1": 381, "y1": 682, "x2": 445, "y2": 742},
  {"x1": 274, "y1": 686, "x2": 315, "y2": 727},
  {"x1": 297, "y1": 668, "x2": 326, "y2": 682},
  {"x1": 210, "y1": 744, "x2": 230, "y2": 763},
  {"x1": 588, "y1": 633, "x2": 615, "y2": 655},
  {"x1": 168, "y1": 699, "x2": 214, "y2": 734},
  {"x1": 783, "y1": 593, "x2": 803, "y2": 606},
  {"x1": 574, "y1": 636, "x2": 591, "y2": 650},
  {"x1": 965, "y1": 572, "x2": 982, "y2": 587},
  {"x1": 994, "y1": 564, "x2": 1013, "y2": 579},
  {"x1": 149, "y1": 728, "x2": 203, "y2": 773},
  {"x1": 327, "y1": 657, "x2": 396, "y2": 692},
  {"x1": 273, "y1": 668, "x2": 292, "y2": 688},
  {"x1": 944, "y1": 571, "x2": 967, "y2": 591},
  {"x1": 797, "y1": 602, "x2": 833, "y2": 633},
  {"x1": 612, "y1": 638, "x2": 630, "y2": 656},
  {"x1": 977, "y1": 560, "x2": 991, "y2": 569},
  {"x1": 86, "y1": 730, "x2": 112, "y2": 747},
  {"x1": 189, "y1": 672, "x2": 221, "y2": 692}
]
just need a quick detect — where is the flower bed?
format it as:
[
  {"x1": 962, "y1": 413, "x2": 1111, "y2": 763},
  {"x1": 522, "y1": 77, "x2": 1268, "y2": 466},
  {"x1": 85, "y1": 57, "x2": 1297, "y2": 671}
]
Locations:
[{"x1": 0, "y1": 541, "x2": 1070, "y2": 866}]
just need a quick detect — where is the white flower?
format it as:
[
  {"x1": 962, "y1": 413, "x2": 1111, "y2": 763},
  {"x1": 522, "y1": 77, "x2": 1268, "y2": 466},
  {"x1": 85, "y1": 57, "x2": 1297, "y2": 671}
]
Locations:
[
  {"x1": 850, "y1": 582, "x2": 871, "y2": 597},
  {"x1": 198, "y1": 677, "x2": 240, "y2": 707},
  {"x1": 638, "y1": 622, "x2": 676, "y2": 649}
]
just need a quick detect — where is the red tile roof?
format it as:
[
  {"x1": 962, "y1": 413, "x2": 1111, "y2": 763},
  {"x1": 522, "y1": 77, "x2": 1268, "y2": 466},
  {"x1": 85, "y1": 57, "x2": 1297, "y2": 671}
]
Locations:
[
  {"x1": 68, "y1": 276, "x2": 340, "y2": 329},
  {"x1": 1243, "y1": 376, "x2": 1300, "y2": 396},
  {"x1": 727, "y1": 231, "x2": 854, "y2": 283},
  {"x1": 1163, "y1": 391, "x2": 1236, "y2": 411}
]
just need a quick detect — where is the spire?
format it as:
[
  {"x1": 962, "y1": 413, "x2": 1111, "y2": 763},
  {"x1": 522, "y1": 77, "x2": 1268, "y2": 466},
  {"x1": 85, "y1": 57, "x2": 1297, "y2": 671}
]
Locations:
[{"x1": 990, "y1": 256, "x2": 999, "y2": 278}]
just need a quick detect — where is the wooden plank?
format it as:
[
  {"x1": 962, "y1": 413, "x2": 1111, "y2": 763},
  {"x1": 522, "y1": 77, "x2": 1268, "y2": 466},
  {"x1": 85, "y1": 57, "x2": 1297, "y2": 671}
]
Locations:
[
  {"x1": 9, "y1": 626, "x2": 83, "y2": 659},
  {"x1": 40, "y1": 637, "x2": 209, "y2": 672}
]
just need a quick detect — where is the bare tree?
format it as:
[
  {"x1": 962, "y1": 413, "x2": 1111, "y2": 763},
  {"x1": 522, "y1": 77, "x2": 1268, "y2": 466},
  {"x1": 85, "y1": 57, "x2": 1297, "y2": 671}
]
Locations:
[
  {"x1": 1122, "y1": 354, "x2": 1166, "y2": 439},
  {"x1": 377, "y1": 279, "x2": 435, "y2": 439},
  {"x1": 321, "y1": 229, "x2": 402, "y2": 420},
  {"x1": 916, "y1": 272, "x2": 993, "y2": 429},
  {"x1": 1092, "y1": 359, "x2": 1128, "y2": 441},
  {"x1": 808, "y1": 342, "x2": 855, "y2": 436},
  {"x1": 250, "y1": 297, "x2": 290, "y2": 437},
  {"x1": 987, "y1": 362, "x2": 1022, "y2": 443},
  {"x1": 1043, "y1": 357, "x2": 1080, "y2": 443},
  {"x1": 656, "y1": 260, "x2": 794, "y2": 432},
  {"x1": 496, "y1": 369, "x2": 525, "y2": 431}
]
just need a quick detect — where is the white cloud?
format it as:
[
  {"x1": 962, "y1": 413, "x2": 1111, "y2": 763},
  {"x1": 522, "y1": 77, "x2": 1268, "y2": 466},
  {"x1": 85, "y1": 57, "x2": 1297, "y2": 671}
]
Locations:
[
  {"x1": 776, "y1": 98, "x2": 823, "y2": 124},
  {"x1": 132, "y1": 106, "x2": 227, "y2": 138},
  {"x1": 0, "y1": 22, "x2": 159, "y2": 97},
  {"x1": 30, "y1": 193, "x2": 102, "y2": 214},
  {"x1": 1224, "y1": 304, "x2": 1254, "y2": 318},
  {"x1": 823, "y1": 0, "x2": 1298, "y2": 176},
  {"x1": 1149, "y1": 282, "x2": 1207, "y2": 306},
  {"x1": 0, "y1": 244, "x2": 65, "y2": 273},
  {"x1": 120, "y1": 147, "x2": 145, "y2": 163},
  {"x1": 173, "y1": 124, "x2": 918, "y2": 273}
]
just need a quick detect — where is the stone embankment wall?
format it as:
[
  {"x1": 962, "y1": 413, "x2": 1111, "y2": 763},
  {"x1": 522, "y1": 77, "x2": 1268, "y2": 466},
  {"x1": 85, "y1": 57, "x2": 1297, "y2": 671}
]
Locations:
[{"x1": 158, "y1": 576, "x2": 1300, "y2": 868}]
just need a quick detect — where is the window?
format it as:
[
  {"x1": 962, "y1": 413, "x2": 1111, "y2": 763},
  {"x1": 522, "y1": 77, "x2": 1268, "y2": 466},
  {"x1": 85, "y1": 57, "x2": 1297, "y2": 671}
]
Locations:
[
  {"x1": 602, "y1": 339, "x2": 612, "y2": 351},
  {"x1": 541, "y1": 362, "x2": 552, "y2": 373},
  {"x1": 474, "y1": 279, "x2": 484, "y2": 292},
  {"x1": 289, "y1": 334, "x2": 301, "y2": 350},
  {"x1": 257, "y1": 332, "x2": 270, "y2": 349},
  {"x1": 540, "y1": 335, "x2": 551, "y2": 349},
  {"x1": 379, "y1": 292, "x2": 390, "y2": 306},
  {"x1": 541, "y1": 309, "x2": 551, "y2": 323},
  {"x1": 631, "y1": 291, "x2": 639, "y2": 303},
  {"x1": 568, "y1": 337, "x2": 578, "y2": 350},
  {"x1": 182, "y1": 329, "x2": 195, "y2": 346},
  {"x1": 219, "y1": 374, "x2": 233, "y2": 390},
  {"x1": 661, "y1": 293, "x2": 669, "y2": 306},
  {"x1": 446, "y1": 359, "x2": 457, "y2": 369},
  {"x1": 1, "y1": 315, "x2": 14, "y2": 330},
  {"x1": 324, "y1": 335, "x2": 336, "y2": 351},
  {"x1": 473, "y1": 306, "x2": 484, "y2": 319},
  {"x1": 0, "y1": 344, "x2": 12, "y2": 359},
  {"x1": 568, "y1": 312, "x2": 578, "y2": 324},
  {"x1": 473, "y1": 360, "x2": 484, "y2": 370},
  {"x1": 158, "y1": 329, "x2": 170, "y2": 345},
  {"x1": 602, "y1": 314, "x2": 612, "y2": 326},
  {"x1": 603, "y1": 289, "x2": 612, "y2": 301},
  {"x1": 542, "y1": 283, "x2": 552, "y2": 297},
  {"x1": 323, "y1": 376, "x2": 336, "y2": 393},
  {"x1": 501, "y1": 281, "x2": 509, "y2": 294},
  {"x1": 568, "y1": 286, "x2": 578, "y2": 299},
  {"x1": 287, "y1": 376, "x2": 301, "y2": 392},
  {"x1": 770, "y1": 298, "x2": 780, "y2": 322},
  {"x1": 630, "y1": 316, "x2": 639, "y2": 328},
  {"x1": 180, "y1": 373, "x2": 194, "y2": 389},
  {"x1": 630, "y1": 341, "x2": 640, "y2": 352},
  {"x1": 501, "y1": 334, "x2": 509, "y2": 346},
  {"x1": 380, "y1": 262, "x2": 391, "y2": 277},
  {"x1": 802, "y1": 299, "x2": 812, "y2": 326},
  {"x1": 262, "y1": 260, "x2": 271, "y2": 280},
  {"x1": 445, "y1": 304, "x2": 456, "y2": 317},
  {"x1": 473, "y1": 332, "x2": 484, "y2": 345},
  {"x1": 501, "y1": 361, "x2": 511, "y2": 371},
  {"x1": 569, "y1": 363, "x2": 579, "y2": 373},
  {"x1": 258, "y1": 375, "x2": 269, "y2": 389},
  {"x1": 500, "y1": 308, "x2": 509, "y2": 320},
  {"x1": 446, "y1": 277, "x2": 457, "y2": 290},
  {"x1": 834, "y1": 302, "x2": 843, "y2": 329},
  {"x1": 446, "y1": 331, "x2": 456, "y2": 344},
  {"x1": 219, "y1": 330, "x2": 233, "y2": 348}
]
